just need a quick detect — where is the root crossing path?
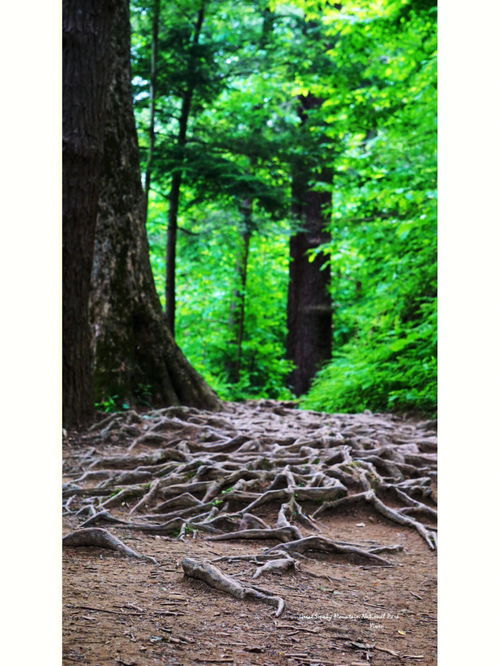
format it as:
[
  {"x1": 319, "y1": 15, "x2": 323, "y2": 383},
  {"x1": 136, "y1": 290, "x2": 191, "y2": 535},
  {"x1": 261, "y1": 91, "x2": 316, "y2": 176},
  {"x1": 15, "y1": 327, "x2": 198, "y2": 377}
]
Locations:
[{"x1": 63, "y1": 400, "x2": 437, "y2": 665}]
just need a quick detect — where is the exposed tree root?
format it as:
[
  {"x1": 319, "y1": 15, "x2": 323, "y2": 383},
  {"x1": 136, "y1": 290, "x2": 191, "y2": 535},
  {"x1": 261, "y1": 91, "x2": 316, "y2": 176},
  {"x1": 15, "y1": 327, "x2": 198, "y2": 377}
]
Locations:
[
  {"x1": 78, "y1": 509, "x2": 130, "y2": 528},
  {"x1": 182, "y1": 557, "x2": 285, "y2": 617},
  {"x1": 64, "y1": 400, "x2": 437, "y2": 616},
  {"x1": 264, "y1": 536, "x2": 394, "y2": 565},
  {"x1": 63, "y1": 527, "x2": 157, "y2": 563},
  {"x1": 253, "y1": 556, "x2": 298, "y2": 579},
  {"x1": 208, "y1": 526, "x2": 302, "y2": 543},
  {"x1": 312, "y1": 489, "x2": 436, "y2": 550}
]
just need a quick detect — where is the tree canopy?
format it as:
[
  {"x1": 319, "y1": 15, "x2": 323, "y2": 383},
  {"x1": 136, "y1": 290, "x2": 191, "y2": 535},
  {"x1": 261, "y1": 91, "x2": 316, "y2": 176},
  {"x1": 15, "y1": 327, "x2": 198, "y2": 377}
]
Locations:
[{"x1": 124, "y1": 0, "x2": 436, "y2": 414}]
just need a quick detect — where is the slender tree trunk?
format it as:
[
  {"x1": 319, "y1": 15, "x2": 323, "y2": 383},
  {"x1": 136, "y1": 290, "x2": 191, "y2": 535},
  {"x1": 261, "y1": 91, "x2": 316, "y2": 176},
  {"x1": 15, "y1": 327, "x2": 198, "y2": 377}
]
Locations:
[
  {"x1": 143, "y1": 0, "x2": 160, "y2": 220},
  {"x1": 286, "y1": 95, "x2": 333, "y2": 396},
  {"x1": 89, "y1": 0, "x2": 219, "y2": 411},
  {"x1": 165, "y1": 2, "x2": 206, "y2": 336},
  {"x1": 63, "y1": 0, "x2": 118, "y2": 427},
  {"x1": 227, "y1": 199, "x2": 252, "y2": 384}
]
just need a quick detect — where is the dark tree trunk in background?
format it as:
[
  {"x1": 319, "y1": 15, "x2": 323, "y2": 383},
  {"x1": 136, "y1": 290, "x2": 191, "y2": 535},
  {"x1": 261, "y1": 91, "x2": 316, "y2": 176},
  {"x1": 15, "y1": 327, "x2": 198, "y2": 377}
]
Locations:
[
  {"x1": 63, "y1": 0, "x2": 118, "y2": 427},
  {"x1": 89, "y1": 0, "x2": 219, "y2": 411},
  {"x1": 143, "y1": 0, "x2": 160, "y2": 221},
  {"x1": 227, "y1": 199, "x2": 253, "y2": 384},
  {"x1": 166, "y1": 3, "x2": 206, "y2": 336},
  {"x1": 286, "y1": 95, "x2": 333, "y2": 396}
]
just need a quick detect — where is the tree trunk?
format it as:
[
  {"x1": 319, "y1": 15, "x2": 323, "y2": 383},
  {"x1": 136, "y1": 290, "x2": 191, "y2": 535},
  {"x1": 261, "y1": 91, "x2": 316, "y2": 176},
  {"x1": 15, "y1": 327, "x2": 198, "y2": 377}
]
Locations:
[
  {"x1": 165, "y1": 3, "x2": 206, "y2": 336},
  {"x1": 89, "y1": 0, "x2": 219, "y2": 411},
  {"x1": 227, "y1": 199, "x2": 253, "y2": 384},
  {"x1": 63, "y1": 0, "x2": 118, "y2": 427},
  {"x1": 286, "y1": 95, "x2": 333, "y2": 396},
  {"x1": 143, "y1": 0, "x2": 160, "y2": 221}
]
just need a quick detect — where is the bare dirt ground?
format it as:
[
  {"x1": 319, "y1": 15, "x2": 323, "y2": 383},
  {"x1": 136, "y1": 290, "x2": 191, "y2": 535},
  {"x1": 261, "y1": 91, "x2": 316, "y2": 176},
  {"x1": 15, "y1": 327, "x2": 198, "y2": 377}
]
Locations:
[{"x1": 63, "y1": 400, "x2": 437, "y2": 665}]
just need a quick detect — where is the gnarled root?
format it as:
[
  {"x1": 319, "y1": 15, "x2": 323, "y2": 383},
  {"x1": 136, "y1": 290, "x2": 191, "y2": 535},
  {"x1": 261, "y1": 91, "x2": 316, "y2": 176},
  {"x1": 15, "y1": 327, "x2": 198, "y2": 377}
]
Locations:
[
  {"x1": 63, "y1": 527, "x2": 157, "y2": 564},
  {"x1": 313, "y1": 489, "x2": 436, "y2": 550},
  {"x1": 65, "y1": 402, "x2": 437, "y2": 589},
  {"x1": 265, "y1": 536, "x2": 394, "y2": 566},
  {"x1": 182, "y1": 557, "x2": 285, "y2": 617}
]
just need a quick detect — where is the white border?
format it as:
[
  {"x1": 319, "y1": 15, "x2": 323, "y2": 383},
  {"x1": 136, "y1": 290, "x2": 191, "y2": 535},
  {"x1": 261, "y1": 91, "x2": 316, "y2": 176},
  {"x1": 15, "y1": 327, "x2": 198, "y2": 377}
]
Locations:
[
  {"x1": 439, "y1": 0, "x2": 500, "y2": 662},
  {"x1": 2, "y1": 1, "x2": 61, "y2": 662},
  {"x1": 3, "y1": 0, "x2": 499, "y2": 662}
]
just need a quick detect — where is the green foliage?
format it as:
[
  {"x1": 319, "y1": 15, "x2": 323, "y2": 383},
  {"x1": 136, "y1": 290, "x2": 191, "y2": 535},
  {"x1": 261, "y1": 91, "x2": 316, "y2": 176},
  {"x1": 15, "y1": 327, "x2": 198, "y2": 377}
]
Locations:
[
  {"x1": 95, "y1": 395, "x2": 130, "y2": 413},
  {"x1": 147, "y1": 194, "x2": 295, "y2": 401},
  {"x1": 304, "y1": 302, "x2": 437, "y2": 413},
  {"x1": 302, "y1": 0, "x2": 437, "y2": 414},
  {"x1": 130, "y1": 0, "x2": 436, "y2": 412}
]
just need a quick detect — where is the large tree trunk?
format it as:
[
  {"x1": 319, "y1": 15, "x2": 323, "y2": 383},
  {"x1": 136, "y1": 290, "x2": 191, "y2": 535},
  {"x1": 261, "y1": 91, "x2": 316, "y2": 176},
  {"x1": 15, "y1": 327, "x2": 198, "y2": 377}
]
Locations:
[
  {"x1": 63, "y1": 0, "x2": 118, "y2": 427},
  {"x1": 89, "y1": 0, "x2": 219, "y2": 411},
  {"x1": 286, "y1": 96, "x2": 333, "y2": 396}
]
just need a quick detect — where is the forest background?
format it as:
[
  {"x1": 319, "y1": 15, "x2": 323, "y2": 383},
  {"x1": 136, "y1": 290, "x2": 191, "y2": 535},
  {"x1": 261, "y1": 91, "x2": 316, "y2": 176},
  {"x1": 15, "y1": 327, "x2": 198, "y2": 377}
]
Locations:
[
  {"x1": 1, "y1": 2, "x2": 500, "y2": 665},
  {"x1": 114, "y1": 0, "x2": 438, "y2": 416}
]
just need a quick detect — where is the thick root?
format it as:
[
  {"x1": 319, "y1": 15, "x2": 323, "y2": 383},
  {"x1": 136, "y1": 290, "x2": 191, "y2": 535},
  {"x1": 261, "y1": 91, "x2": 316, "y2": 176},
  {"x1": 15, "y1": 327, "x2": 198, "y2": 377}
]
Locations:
[
  {"x1": 64, "y1": 400, "x2": 438, "y2": 619},
  {"x1": 182, "y1": 557, "x2": 285, "y2": 617},
  {"x1": 63, "y1": 527, "x2": 157, "y2": 563},
  {"x1": 265, "y1": 536, "x2": 394, "y2": 566}
]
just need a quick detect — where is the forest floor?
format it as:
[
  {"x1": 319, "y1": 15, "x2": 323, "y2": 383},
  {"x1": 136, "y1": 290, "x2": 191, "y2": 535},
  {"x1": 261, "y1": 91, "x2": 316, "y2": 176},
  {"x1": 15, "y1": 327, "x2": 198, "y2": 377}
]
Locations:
[{"x1": 63, "y1": 400, "x2": 437, "y2": 666}]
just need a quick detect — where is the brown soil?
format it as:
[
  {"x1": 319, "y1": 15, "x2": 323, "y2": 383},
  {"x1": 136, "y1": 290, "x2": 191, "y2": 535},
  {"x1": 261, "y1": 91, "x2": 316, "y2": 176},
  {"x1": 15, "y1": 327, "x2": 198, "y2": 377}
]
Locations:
[{"x1": 63, "y1": 401, "x2": 437, "y2": 665}]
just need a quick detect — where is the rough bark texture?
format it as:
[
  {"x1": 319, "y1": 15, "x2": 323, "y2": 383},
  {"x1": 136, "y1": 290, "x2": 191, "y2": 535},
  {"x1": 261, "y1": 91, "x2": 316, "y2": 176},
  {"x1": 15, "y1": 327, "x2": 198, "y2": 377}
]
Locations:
[
  {"x1": 89, "y1": 0, "x2": 219, "y2": 411},
  {"x1": 286, "y1": 95, "x2": 333, "y2": 396},
  {"x1": 63, "y1": 0, "x2": 118, "y2": 427}
]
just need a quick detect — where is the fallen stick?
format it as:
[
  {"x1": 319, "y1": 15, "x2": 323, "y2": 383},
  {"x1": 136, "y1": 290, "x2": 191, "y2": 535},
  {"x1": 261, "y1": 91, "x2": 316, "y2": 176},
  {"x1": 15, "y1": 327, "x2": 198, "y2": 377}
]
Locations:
[{"x1": 182, "y1": 557, "x2": 285, "y2": 617}]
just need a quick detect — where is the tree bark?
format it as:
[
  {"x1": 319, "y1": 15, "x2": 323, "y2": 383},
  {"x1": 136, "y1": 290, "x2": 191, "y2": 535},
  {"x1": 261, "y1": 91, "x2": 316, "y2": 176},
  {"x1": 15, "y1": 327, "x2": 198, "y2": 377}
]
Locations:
[
  {"x1": 286, "y1": 95, "x2": 333, "y2": 396},
  {"x1": 89, "y1": 0, "x2": 219, "y2": 411},
  {"x1": 63, "y1": 0, "x2": 118, "y2": 427}
]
